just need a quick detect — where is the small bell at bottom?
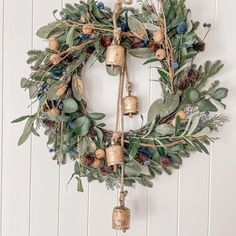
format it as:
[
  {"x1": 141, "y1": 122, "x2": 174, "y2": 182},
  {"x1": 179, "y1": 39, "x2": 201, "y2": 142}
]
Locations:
[
  {"x1": 112, "y1": 206, "x2": 130, "y2": 232},
  {"x1": 122, "y1": 95, "x2": 139, "y2": 118}
]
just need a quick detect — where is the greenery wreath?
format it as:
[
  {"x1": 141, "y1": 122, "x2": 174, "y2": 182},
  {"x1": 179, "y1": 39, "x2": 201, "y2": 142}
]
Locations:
[{"x1": 13, "y1": 0, "x2": 229, "y2": 193}]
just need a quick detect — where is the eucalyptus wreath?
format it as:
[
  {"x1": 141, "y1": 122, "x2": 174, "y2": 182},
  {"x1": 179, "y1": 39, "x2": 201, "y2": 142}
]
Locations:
[{"x1": 13, "y1": 0, "x2": 229, "y2": 191}]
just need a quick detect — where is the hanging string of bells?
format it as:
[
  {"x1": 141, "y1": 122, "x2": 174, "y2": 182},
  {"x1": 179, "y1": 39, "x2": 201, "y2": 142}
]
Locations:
[{"x1": 104, "y1": 0, "x2": 138, "y2": 232}]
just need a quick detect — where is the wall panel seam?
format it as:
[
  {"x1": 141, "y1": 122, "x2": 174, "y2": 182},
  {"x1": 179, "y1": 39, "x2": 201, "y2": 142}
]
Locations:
[
  {"x1": 28, "y1": 0, "x2": 34, "y2": 235},
  {"x1": 0, "y1": 0, "x2": 5, "y2": 235}
]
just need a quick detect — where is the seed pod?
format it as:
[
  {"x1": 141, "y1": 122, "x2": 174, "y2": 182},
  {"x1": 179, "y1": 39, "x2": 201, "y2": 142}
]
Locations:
[
  {"x1": 95, "y1": 149, "x2": 106, "y2": 160},
  {"x1": 153, "y1": 31, "x2": 164, "y2": 44},
  {"x1": 47, "y1": 108, "x2": 60, "y2": 116},
  {"x1": 156, "y1": 49, "x2": 166, "y2": 60},
  {"x1": 49, "y1": 38, "x2": 59, "y2": 50},
  {"x1": 50, "y1": 54, "x2": 62, "y2": 65},
  {"x1": 92, "y1": 159, "x2": 102, "y2": 169},
  {"x1": 55, "y1": 83, "x2": 67, "y2": 97},
  {"x1": 82, "y1": 24, "x2": 94, "y2": 35}
]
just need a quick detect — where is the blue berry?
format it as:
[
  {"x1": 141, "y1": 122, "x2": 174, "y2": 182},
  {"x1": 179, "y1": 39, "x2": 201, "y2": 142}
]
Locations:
[
  {"x1": 173, "y1": 62, "x2": 179, "y2": 70},
  {"x1": 177, "y1": 21, "x2": 187, "y2": 34},
  {"x1": 68, "y1": 121, "x2": 74, "y2": 129},
  {"x1": 138, "y1": 147, "x2": 152, "y2": 159},
  {"x1": 52, "y1": 69, "x2": 63, "y2": 77},
  {"x1": 49, "y1": 148, "x2": 54, "y2": 153},
  {"x1": 120, "y1": 23, "x2": 129, "y2": 32},
  {"x1": 79, "y1": 34, "x2": 89, "y2": 40},
  {"x1": 97, "y1": 2, "x2": 105, "y2": 9},
  {"x1": 62, "y1": 15, "x2": 69, "y2": 21},
  {"x1": 205, "y1": 111, "x2": 210, "y2": 116},
  {"x1": 140, "y1": 40, "x2": 148, "y2": 48}
]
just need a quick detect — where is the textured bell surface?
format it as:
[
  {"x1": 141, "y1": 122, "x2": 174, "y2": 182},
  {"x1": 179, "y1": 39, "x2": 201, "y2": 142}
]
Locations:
[
  {"x1": 123, "y1": 96, "x2": 139, "y2": 117},
  {"x1": 106, "y1": 45, "x2": 125, "y2": 68},
  {"x1": 105, "y1": 145, "x2": 124, "y2": 167},
  {"x1": 112, "y1": 206, "x2": 130, "y2": 232}
]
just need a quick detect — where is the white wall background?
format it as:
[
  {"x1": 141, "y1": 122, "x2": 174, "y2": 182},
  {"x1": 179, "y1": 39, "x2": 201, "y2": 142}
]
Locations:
[{"x1": 0, "y1": 0, "x2": 236, "y2": 236}]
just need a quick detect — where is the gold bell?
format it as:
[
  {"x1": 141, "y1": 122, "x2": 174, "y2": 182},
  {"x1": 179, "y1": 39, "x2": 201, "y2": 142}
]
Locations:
[
  {"x1": 106, "y1": 45, "x2": 125, "y2": 68},
  {"x1": 112, "y1": 206, "x2": 130, "y2": 232},
  {"x1": 105, "y1": 145, "x2": 124, "y2": 172},
  {"x1": 123, "y1": 96, "x2": 139, "y2": 118}
]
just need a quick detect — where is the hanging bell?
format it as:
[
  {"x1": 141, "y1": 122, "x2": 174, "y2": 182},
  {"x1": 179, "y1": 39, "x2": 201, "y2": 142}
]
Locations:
[
  {"x1": 123, "y1": 95, "x2": 139, "y2": 118},
  {"x1": 105, "y1": 145, "x2": 124, "y2": 172},
  {"x1": 112, "y1": 206, "x2": 130, "y2": 232},
  {"x1": 106, "y1": 45, "x2": 125, "y2": 68}
]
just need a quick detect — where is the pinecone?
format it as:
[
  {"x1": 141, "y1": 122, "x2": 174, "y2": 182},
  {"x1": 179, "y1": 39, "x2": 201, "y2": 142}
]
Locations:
[
  {"x1": 43, "y1": 119, "x2": 56, "y2": 128},
  {"x1": 178, "y1": 69, "x2": 200, "y2": 90},
  {"x1": 135, "y1": 153, "x2": 151, "y2": 166},
  {"x1": 100, "y1": 36, "x2": 112, "y2": 48},
  {"x1": 160, "y1": 157, "x2": 172, "y2": 167},
  {"x1": 88, "y1": 129, "x2": 97, "y2": 139},
  {"x1": 101, "y1": 165, "x2": 113, "y2": 175},
  {"x1": 82, "y1": 153, "x2": 95, "y2": 167},
  {"x1": 192, "y1": 42, "x2": 205, "y2": 52}
]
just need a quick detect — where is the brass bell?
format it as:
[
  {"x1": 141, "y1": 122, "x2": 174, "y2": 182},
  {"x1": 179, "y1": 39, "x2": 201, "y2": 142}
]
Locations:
[
  {"x1": 112, "y1": 206, "x2": 130, "y2": 232},
  {"x1": 123, "y1": 95, "x2": 139, "y2": 118},
  {"x1": 105, "y1": 145, "x2": 124, "y2": 172},
  {"x1": 106, "y1": 45, "x2": 125, "y2": 68}
]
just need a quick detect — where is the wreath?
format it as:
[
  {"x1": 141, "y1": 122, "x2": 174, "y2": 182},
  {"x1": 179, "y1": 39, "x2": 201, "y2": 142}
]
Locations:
[{"x1": 13, "y1": 0, "x2": 229, "y2": 231}]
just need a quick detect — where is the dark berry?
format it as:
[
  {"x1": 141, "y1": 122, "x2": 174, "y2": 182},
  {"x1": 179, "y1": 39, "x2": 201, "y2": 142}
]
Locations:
[
  {"x1": 192, "y1": 42, "x2": 206, "y2": 52},
  {"x1": 177, "y1": 21, "x2": 187, "y2": 34},
  {"x1": 120, "y1": 23, "x2": 129, "y2": 32},
  {"x1": 97, "y1": 2, "x2": 105, "y2": 9},
  {"x1": 140, "y1": 40, "x2": 148, "y2": 48},
  {"x1": 138, "y1": 147, "x2": 152, "y2": 159},
  {"x1": 205, "y1": 111, "x2": 210, "y2": 116},
  {"x1": 82, "y1": 153, "x2": 95, "y2": 167},
  {"x1": 86, "y1": 46, "x2": 95, "y2": 54},
  {"x1": 149, "y1": 42, "x2": 159, "y2": 52},
  {"x1": 49, "y1": 148, "x2": 55, "y2": 153},
  {"x1": 79, "y1": 34, "x2": 89, "y2": 40},
  {"x1": 135, "y1": 153, "x2": 151, "y2": 166},
  {"x1": 101, "y1": 165, "x2": 113, "y2": 175},
  {"x1": 160, "y1": 157, "x2": 172, "y2": 167},
  {"x1": 100, "y1": 35, "x2": 112, "y2": 48}
]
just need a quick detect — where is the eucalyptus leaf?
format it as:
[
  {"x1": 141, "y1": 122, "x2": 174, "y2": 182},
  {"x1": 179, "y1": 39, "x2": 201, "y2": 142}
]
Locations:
[
  {"x1": 143, "y1": 23, "x2": 161, "y2": 31},
  {"x1": 36, "y1": 21, "x2": 62, "y2": 39},
  {"x1": 198, "y1": 99, "x2": 218, "y2": 112},
  {"x1": 63, "y1": 98, "x2": 78, "y2": 113},
  {"x1": 72, "y1": 116, "x2": 91, "y2": 136},
  {"x1": 128, "y1": 17, "x2": 148, "y2": 40},
  {"x1": 72, "y1": 75, "x2": 83, "y2": 101},
  {"x1": 76, "y1": 177, "x2": 84, "y2": 192},
  {"x1": 212, "y1": 88, "x2": 228, "y2": 100},
  {"x1": 192, "y1": 127, "x2": 211, "y2": 138},
  {"x1": 106, "y1": 66, "x2": 121, "y2": 76},
  {"x1": 187, "y1": 116, "x2": 200, "y2": 136},
  {"x1": 125, "y1": 160, "x2": 142, "y2": 177},
  {"x1": 128, "y1": 48, "x2": 155, "y2": 59},
  {"x1": 185, "y1": 87, "x2": 201, "y2": 103},
  {"x1": 88, "y1": 113, "x2": 105, "y2": 120},
  {"x1": 155, "y1": 124, "x2": 175, "y2": 136},
  {"x1": 147, "y1": 99, "x2": 163, "y2": 124},
  {"x1": 66, "y1": 26, "x2": 75, "y2": 47},
  {"x1": 18, "y1": 118, "x2": 35, "y2": 145},
  {"x1": 12, "y1": 115, "x2": 31, "y2": 123}
]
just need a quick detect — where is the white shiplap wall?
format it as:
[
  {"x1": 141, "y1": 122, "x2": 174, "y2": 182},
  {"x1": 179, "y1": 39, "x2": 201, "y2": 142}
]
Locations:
[{"x1": 1, "y1": 0, "x2": 236, "y2": 236}]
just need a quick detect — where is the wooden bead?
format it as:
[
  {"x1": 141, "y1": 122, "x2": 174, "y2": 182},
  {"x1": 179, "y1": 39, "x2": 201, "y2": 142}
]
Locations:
[
  {"x1": 92, "y1": 159, "x2": 102, "y2": 168},
  {"x1": 82, "y1": 24, "x2": 94, "y2": 35},
  {"x1": 156, "y1": 49, "x2": 166, "y2": 60},
  {"x1": 49, "y1": 38, "x2": 59, "y2": 50},
  {"x1": 153, "y1": 31, "x2": 164, "y2": 44},
  {"x1": 95, "y1": 149, "x2": 106, "y2": 160},
  {"x1": 47, "y1": 108, "x2": 60, "y2": 116},
  {"x1": 50, "y1": 54, "x2": 62, "y2": 65},
  {"x1": 176, "y1": 111, "x2": 187, "y2": 120},
  {"x1": 171, "y1": 111, "x2": 187, "y2": 127}
]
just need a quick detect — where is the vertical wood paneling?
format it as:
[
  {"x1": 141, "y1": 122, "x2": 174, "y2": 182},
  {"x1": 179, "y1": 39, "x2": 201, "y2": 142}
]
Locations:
[
  {"x1": 209, "y1": 0, "x2": 236, "y2": 235},
  {"x1": 29, "y1": 1, "x2": 62, "y2": 236},
  {"x1": 0, "y1": 0, "x2": 4, "y2": 234},
  {"x1": 1, "y1": 0, "x2": 33, "y2": 236},
  {"x1": 178, "y1": 1, "x2": 217, "y2": 235},
  {"x1": 0, "y1": 1, "x2": 236, "y2": 236}
]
